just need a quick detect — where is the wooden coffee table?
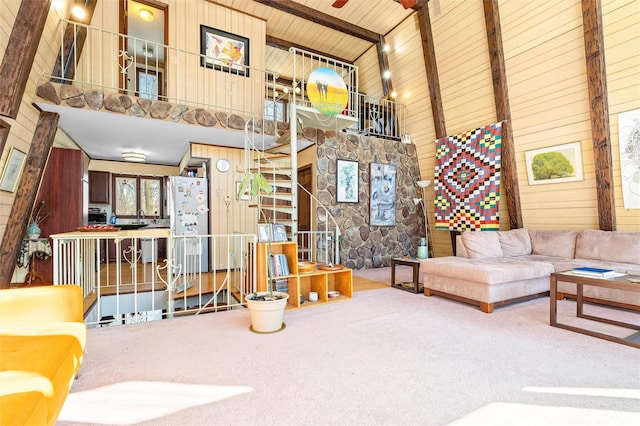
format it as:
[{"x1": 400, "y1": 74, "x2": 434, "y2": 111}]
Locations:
[{"x1": 550, "y1": 272, "x2": 640, "y2": 348}]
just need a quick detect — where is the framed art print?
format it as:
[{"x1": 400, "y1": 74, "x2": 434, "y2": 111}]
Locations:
[
  {"x1": 336, "y1": 159, "x2": 359, "y2": 203},
  {"x1": 257, "y1": 223, "x2": 271, "y2": 242},
  {"x1": 369, "y1": 162, "x2": 396, "y2": 226},
  {"x1": 0, "y1": 147, "x2": 26, "y2": 193},
  {"x1": 271, "y1": 224, "x2": 287, "y2": 242},
  {"x1": 525, "y1": 142, "x2": 583, "y2": 185},
  {"x1": 200, "y1": 25, "x2": 250, "y2": 77}
]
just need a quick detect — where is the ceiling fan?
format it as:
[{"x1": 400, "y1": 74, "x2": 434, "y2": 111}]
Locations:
[{"x1": 332, "y1": 0, "x2": 417, "y2": 8}]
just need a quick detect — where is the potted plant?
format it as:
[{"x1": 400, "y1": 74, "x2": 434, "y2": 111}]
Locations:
[
  {"x1": 27, "y1": 200, "x2": 52, "y2": 239},
  {"x1": 237, "y1": 170, "x2": 289, "y2": 333}
]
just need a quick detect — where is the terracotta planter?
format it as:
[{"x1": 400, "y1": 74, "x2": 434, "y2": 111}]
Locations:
[{"x1": 245, "y1": 291, "x2": 289, "y2": 333}]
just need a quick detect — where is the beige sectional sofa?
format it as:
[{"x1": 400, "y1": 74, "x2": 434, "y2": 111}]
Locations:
[{"x1": 420, "y1": 229, "x2": 640, "y2": 313}]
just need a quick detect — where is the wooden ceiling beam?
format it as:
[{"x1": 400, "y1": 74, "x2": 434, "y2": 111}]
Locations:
[
  {"x1": 483, "y1": 0, "x2": 522, "y2": 230},
  {"x1": 0, "y1": 112, "x2": 59, "y2": 288},
  {"x1": 0, "y1": 0, "x2": 52, "y2": 118},
  {"x1": 254, "y1": 0, "x2": 380, "y2": 43},
  {"x1": 377, "y1": 35, "x2": 393, "y2": 97},
  {"x1": 266, "y1": 35, "x2": 353, "y2": 64},
  {"x1": 414, "y1": 0, "x2": 445, "y2": 138},
  {"x1": 582, "y1": 0, "x2": 615, "y2": 231},
  {"x1": 414, "y1": 0, "x2": 441, "y2": 257}
]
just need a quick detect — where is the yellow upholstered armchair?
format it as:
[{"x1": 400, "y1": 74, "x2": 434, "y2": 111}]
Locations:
[{"x1": 0, "y1": 285, "x2": 86, "y2": 426}]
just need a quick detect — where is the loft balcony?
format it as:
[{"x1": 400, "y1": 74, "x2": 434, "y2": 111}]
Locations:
[{"x1": 34, "y1": 19, "x2": 405, "y2": 166}]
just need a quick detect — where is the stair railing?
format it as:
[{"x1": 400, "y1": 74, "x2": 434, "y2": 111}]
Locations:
[{"x1": 243, "y1": 120, "x2": 341, "y2": 264}]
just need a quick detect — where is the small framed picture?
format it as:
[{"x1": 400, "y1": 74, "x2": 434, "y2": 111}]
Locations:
[
  {"x1": 336, "y1": 159, "x2": 359, "y2": 203},
  {"x1": 0, "y1": 147, "x2": 26, "y2": 193},
  {"x1": 257, "y1": 223, "x2": 271, "y2": 242},
  {"x1": 271, "y1": 224, "x2": 287, "y2": 242}
]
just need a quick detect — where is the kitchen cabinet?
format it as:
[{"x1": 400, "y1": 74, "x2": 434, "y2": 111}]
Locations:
[
  {"x1": 30, "y1": 148, "x2": 83, "y2": 283},
  {"x1": 89, "y1": 171, "x2": 110, "y2": 204}
]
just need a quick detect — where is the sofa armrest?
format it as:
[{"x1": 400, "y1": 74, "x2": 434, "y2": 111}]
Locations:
[{"x1": 0, "y1": 285, "x2": 83, "y2": 328}]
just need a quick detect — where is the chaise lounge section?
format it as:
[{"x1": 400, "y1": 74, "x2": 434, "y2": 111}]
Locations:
[
  {"x1": 0, "y1": 285, "x2": 86, "y2": 426},
  {"x1": 420, "y1": 229, "x2": 640, "y2": 313}
]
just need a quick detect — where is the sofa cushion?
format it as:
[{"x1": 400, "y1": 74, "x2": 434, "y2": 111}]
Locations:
[
  {"x1": 498, "y1": 228, "x2": 532, "y2": 257},
  {"x1": 1, "y1": 334, "x2": 81, "y2": 425},
  {"x1": 422, "y1": 256, "x2": 554, "y2": 285},
  {"x1": 575, "y1": 229, "x2": 640, "y2": 264},
  {"x1": 529, "y1": 229, "x2": 578, "y2": 258},
  {"x1": 0, "y1": 387, "x2": 48, "y2": 426},
  {"x1": 460, "y1": 231, "x2": 503, "y2": 259}
]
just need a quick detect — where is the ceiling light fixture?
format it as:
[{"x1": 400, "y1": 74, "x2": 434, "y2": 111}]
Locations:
[
  {"x1": 383, "y1": 70, "x2": 391, "y2": 79},
  {"x1": 139, "y1": 8, "x2": 154, "y2": 22},
  {"x1": 122, "y1": 151, "x2": 146, "y2": 162},
  {"x1": 72, "y1": 5, "x2": 86, "y2": 20}
]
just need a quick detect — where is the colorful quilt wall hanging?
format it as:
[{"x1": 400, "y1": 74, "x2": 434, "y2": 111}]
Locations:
[{"x1": 434, "y1": 122, "x2": 502, "y2": 231}]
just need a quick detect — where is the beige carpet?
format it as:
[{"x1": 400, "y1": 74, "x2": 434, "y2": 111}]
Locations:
[
  {"x1": 352, "y1": 265, "x2": 415, "y2": 291},
  {"x1": 58, "y1": 287, "x2": 640, "y2": 426}
]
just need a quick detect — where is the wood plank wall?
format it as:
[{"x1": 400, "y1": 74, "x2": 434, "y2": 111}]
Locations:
[
  {"x1": 1, "y1": 0, "x2": 637, "y2": 261},
  {"x1": 91, "y1": 0, "x2": 266, "y2": 116},
  {"x1": 357, "y1": 0, "x2": 639, "y2": 257},
  {"x1": 0, "y1": 1, "x2": 77, "y2": 243}
]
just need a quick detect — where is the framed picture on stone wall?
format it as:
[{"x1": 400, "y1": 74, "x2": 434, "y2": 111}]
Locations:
[
  {"x1": 369, "y1": 162, "x2": 396, "y2": 226},
  {"x1": 336, "y1": 159, "x2": 359, "y2": 203}
]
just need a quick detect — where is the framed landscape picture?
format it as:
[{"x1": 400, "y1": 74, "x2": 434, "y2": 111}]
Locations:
[
  {"x1": 336, "y1": 159, "x2": 359, "y2": 203},
  {"x1": 525, "y1": 142, "x2": 583, "y2": 185},
  {"x1": 200, "y1": 25, "x2": 250, "y2": 77}
]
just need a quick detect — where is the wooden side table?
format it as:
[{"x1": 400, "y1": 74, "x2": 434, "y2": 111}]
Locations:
[
  {"x1": 391, "y1": 257, "x2": 423, "y2": 293},
  {"x1": 18, "y1": 238, "x2": 52, "y2": 286}
]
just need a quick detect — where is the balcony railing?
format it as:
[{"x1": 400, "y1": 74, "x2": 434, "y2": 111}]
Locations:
[
  {"x1": 48, "y1": 18, "x2": 278, "y2": 120},
  {"x1": 47, "y1": 19, "x2": 406, "y2": 141}
]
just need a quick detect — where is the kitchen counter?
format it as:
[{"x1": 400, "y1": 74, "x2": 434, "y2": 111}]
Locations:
[{"x1": 50, "y1": 228, "x2": 171, "y2": 238}]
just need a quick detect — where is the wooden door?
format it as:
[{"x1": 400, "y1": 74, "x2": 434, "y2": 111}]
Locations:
[{"x1": 297, "y1": 165, "x2": 312, "y2": 232}]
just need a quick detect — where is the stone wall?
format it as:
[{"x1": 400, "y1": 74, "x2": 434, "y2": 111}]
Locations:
[
  {"x1": 316, "y1": 131, "x2": 424, "y2": 269},
  {"x1": 35, "y1": 81, "x2": 279, "y2": 136}
]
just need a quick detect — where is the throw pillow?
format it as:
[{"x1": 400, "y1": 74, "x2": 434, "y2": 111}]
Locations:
[
  {"x1": 497, "y1": 228, "x2": 532, "y2": 257},
  {"x1": 460, "y1": 231, "x2": 503, "y2": 259},
  {"x1": 529, "y1": 229, "x2": 578, "y2": 258}
]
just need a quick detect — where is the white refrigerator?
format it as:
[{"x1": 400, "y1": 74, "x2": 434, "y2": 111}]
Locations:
[{"x1": 168, "y1": 176, "x2": 209, "y2": 273}]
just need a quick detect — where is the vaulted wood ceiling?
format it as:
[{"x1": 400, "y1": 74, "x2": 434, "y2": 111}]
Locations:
[{"x1": 211, "y1": 0, "x2": 417, "y2": 84}]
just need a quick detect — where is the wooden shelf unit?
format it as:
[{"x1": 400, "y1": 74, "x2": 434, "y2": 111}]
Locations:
[{"x1": 255, "y1": 242, "x2": 353, "y2": 309}]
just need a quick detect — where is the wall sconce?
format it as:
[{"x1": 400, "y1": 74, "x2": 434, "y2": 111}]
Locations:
[
  {"x1": 139, "y1": 8, "x2": 154, "y2": 22},
  {"x1": 122, "y1": 151, "x2": 146, "y2": 162}
]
